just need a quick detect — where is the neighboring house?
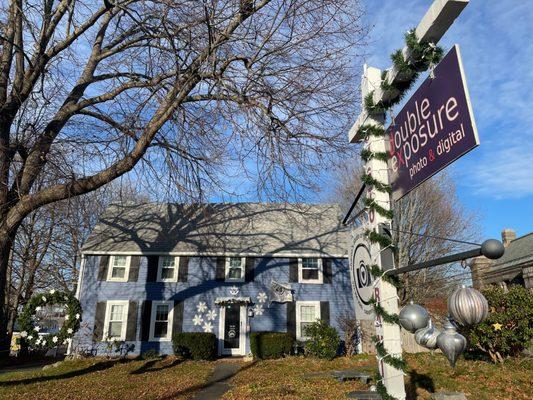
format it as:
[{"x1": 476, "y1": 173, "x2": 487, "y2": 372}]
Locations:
[
  {"x1": 470, "y1": 229, "x2": 533, "y2": 290},
  {"x1": 72, "y1": 203, "x2": 354, "y2": 356}
]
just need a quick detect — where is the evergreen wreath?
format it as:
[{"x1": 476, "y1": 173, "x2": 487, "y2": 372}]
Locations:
[{"x1": 17, "y1": 290, "x2": 82, "y2": 349}]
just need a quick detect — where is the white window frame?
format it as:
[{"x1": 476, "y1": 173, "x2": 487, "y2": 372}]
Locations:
[
  {"x1": 106, "y1": 255, "x2": 131, "y2": 282},
  {"x1": 157, "y1": 256, "x2": 180, "y2": 282},
  {"x1": 103, "y1": 300, "x2": 129, "y2": 341},
  {"x1": 149, "y1": 300, "x2": 174, "y2": 342},
  {"x1": 298, "y1": 258, "x2": 323, "y2": 284},
  {"x1": 225, "y1": 257, "x2": 246, "y2": 282},
  {"x1": 296, "y1": 301, "x2": 321, "y2": 341}
]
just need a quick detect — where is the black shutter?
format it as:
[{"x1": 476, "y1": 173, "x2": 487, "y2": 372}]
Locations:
[
  {"x1": 146, "y1": 256, "x2": 159, "y2": 282},
  {"x1": 289, "y1": 258, "x2": 299, "y2": 283},
  {"x1": 97, "y1": 256, "x2": 110, "y2": 281},
  {"x1": 215, "y1": 257, "x2": 226, "y2": 281},
  {"x1": 93, "y1": 302, "x2": 106, "y2": 341},
  {"x1": 172, "y1": 300, "x2": 184, "y2": 336},
  {"x1": 286, "y1": 302, "x2": 296, "y2": 338},
  {"x1": 140, "y1": 300, "x2": 152, "y2": 341},
  {"x1": 320, "y1": 301, "x2": 330, "y2": 325},
  {"x1": 178, "y1": 256, "x2": 189, "y2": 282},
  {"x1": 245, "y1": 257, "x2": 255, "y2": 282},
  {"x1": 128, "y1": 256, "x2": 141, "y2": 282},
  {"x1": 126, "y1": 301, "x2": 138, "y2": 340},
  {"x1": 323, "y1": 258, "x2": 333, "y2": 284}
]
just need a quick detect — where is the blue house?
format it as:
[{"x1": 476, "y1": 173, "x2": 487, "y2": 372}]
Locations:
[{"x1": 72, "y1": 203, "x2": 354, "y2": 356}]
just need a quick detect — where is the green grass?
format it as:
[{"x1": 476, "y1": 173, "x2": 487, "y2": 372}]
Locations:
[{"x1": 0, "y1": 357, "x2": 214, "y2": 400}]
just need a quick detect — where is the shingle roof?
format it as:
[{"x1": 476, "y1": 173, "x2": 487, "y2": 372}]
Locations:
[
  {"x1": 82, "y1": 202, "x2": 349, "y2": 257},
  {"x1": 491, "y1": 232, "x2": 533, "y2": 267}
]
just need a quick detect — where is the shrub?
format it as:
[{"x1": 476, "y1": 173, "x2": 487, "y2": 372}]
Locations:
[
  {"x1": 462, "y1": 285, "x2": 533, "y2": 362},
  {"x1": 250, "y1": 332, "x2": 294, "y2": 359},
  {"x1": 172, "y1": 332, "x2": 217, "y2": 360},
  {"x1": 303, "y1": 320, "x2": 340, "y2": 360},
  {"x1": 140, "y1": 349, "x2": 160, "y2": 360}
]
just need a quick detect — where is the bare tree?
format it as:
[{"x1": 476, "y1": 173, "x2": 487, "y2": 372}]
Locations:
[
  {"x1": 0, "y1": 0, "x2": 367, "y2": 354},
  {"x1": 329, "y1": 159, "x2": 480, "y2": 304}
]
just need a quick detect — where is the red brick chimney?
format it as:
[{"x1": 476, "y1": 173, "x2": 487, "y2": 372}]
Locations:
[{"x1": 501, "y1": 228, "x2": 516, "y2": 247}]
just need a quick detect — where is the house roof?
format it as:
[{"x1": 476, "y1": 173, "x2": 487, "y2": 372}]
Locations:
[
  {"x1": 491, "y1": 233, "x2": 533, "y2": 268},
  {"x1": 82, "y1": 202, "x2": 349, "y2": 257}
]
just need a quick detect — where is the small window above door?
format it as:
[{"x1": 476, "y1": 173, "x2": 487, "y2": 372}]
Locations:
[{"x1": 225, "y1": 257, "x2": 245, "y2": 282}]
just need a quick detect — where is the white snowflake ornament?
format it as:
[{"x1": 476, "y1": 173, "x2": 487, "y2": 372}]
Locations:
[
  {"x1": 202, "y1": 322, "x2": 213, "y2": 333},
  {"x1": 35, "y1": 306, "x2": 42, "y2": 312},
  {"x1": 49, "y1": 289, "x2": 56, "y2": 295},
  {"x1": 75, "y1": 313, "x2": 80, "y2": 320},
  {"x1": 67, "y1": 328, "x2": 73, "y2": 334},
  {"x1": 20, "y1": 331, "x2": 28, "y2": 338},
  {"x1": 193, "y1": 315, "x2": 204, "y2": 326},
  {"x1": 65, "y1": 315, "x2": 70, "y2": 321},
  {"x1": 253, "y1": 304, "x2": 264, "y2": 316},
  {"x1": 27, "y1": 335, "x2": 33, "y2": 341},
  {"x1": 52, "y1": 336, "x2": 58, "y2": 343},
  {"x1": 197, "y1": 302, "x2": 207, "y2": 313},
  {"x1": 206, "y1": 310, "x2": 217, "y2": 321},
  {"x1": 34, "y1": 326, "x2": 41, "y2": 332},
  {"x1": 257, "y1": 292, "x2": 267, "y2": 303}
]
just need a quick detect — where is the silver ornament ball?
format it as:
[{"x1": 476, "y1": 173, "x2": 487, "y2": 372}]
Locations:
[
  {"x1": 414, "y1": 319, "x2": 440, "y2": 350},
  {"x1": 399, "y1": 301, "x2": 430, "y2": 333},
  {"x1": 448, "y1": 285, "x2": 489, "y2": 326}
]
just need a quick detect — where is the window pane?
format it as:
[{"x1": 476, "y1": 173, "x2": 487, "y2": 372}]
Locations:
[
  {"x1": 161, "y1": 267, "x2": 174, "y2": 279},
  {"x1": 111, "y1": 267, "x2": 126, "y2": 278},
  {"x1": 109, "y1": 321, "x2": 122, "y2": 338},
  {"x1": 302, "y1": 258, "x2": 318, "y2": 270},
  {"x1": 110, "y1": 305, "x2": 124, "y2": 320},
  {"x1": 114, "y1": 256, "x2": 127, "y2": 267},
  {"x1": 302, "y1": 269, "x2": 319, "y2": 280},
  {"x1": 301, "y1": 322, "x2": 312, "y2": 337},
  {"x1": 154, "y1": 321, "x2": 168, "y2": 338},
  {"x1": 229, "y1": 257, "x2": 242, "y2": 268},
  {"x1": 228, "y1": 267, "x2": 242, "y2": 279},
  {"x1": 300, "y1": 305, "x2": 316, "y2": 322},
  {"x1": 161, "y1": 256, "x2": 175, "y2": 268},
  {"x1": 155, "y1": 304, "x2": 169, "y2": 321}
]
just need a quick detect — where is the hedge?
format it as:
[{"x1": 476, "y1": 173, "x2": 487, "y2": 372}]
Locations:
[
  {"x1": 172, "y1": 332, "x2": 217, "y2": 360},
  {"x1": 250, "y1": 332, "x2": 294, "y2": 359}
]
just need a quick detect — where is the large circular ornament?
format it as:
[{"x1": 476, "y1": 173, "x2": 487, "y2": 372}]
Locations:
[
  {"x1": 448, "y1": 285, "x2": 489, "y2": 326},
  {"x1": 414, "y1": 319, "x2": 440, "y2": 350},
  {"x1": 399, "y1": 301, "x2": 430, "y2": 333},
  {"x1": 436, "y1": 318, "x2": 467, "y2": 368},
  {"x1": 17, "y1": 290, "x2": 82, "y2": 349}
]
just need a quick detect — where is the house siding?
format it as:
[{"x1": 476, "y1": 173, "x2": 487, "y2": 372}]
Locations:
[{"x1": 73, "y1": 255, "x2": 354, "y2": 356}]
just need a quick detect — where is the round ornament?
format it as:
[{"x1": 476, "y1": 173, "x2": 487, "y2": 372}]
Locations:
[
  {"x1": 414, "y1": 319, "x2": 440, "y2": 350},
  {"x1": 399, "y1": 301, "x2": 430, "y2": 333},
  {"x1": 448, "y1": 285, "x2": 489, "y2": 326},
  {"x1": 17, "y1": 290, "x2": 82, "y2": 349},
  {"x1": 436, "y1": 317, "x2": 467, "y2": 368}
]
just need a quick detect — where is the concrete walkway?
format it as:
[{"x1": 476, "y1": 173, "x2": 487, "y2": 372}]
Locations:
[{"x1": 191, "y1": 362, "x2": 242, "y2": 400}]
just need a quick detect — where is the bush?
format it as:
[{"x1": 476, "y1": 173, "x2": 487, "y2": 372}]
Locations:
[
  {"x1": 303, "y1": 320, "x2": 340, "y2": 360},
  {"x1": 172, "y1": 332, "x2": 217, "y2": 360},
  {"x1": 463, "y1": 285, "x2": 533, "y2": 362},
  {"x1": 250, "y1": 332, "x2": 294, "y2": 359},
  {"x1": 140, "y1": 349, "x2": 160, "y2": 360}
]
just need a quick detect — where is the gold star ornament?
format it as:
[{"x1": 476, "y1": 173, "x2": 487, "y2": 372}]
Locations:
[{"x1": 492, "y1": 323, "x2": 502, "y2": 331}]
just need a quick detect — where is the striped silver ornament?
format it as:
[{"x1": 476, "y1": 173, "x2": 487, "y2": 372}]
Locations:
[
  {"x1": 414, "y1": 319, "x2": 440, "y2": 350},
  {"x1": 448, "y1": 285, "x2": 489, "y2": 326}
]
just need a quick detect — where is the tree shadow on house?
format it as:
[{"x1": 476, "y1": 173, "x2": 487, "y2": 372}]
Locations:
[
  {"x1": 0, "y1": 358, "x2": 131, "y2": 387},
  {"x1": 405, "y1": 369, "x2": 435, "y2": 400}
]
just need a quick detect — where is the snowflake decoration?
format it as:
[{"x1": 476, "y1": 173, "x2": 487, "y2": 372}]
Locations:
[
  {"x1": 34, "y1": 326, "x2": 41, "y2": 332},
  {"x1": 253, "y1": 304, "x2": 264, "y2": 316},
  {"x1": 202, "y1": 322, "x2": 213, "y2": 333},
  {"x1": 229, "y1": 286, "x2": 239, "y2": 296},
  {"x1": 35, "y1": 306, "x2": 42, "y2": 312},
  {"x1": 75, "y1": 313, "x2": 80, "y2": 320},
  {"x1": 27, "y1": 335, "x2": 33, "y2": 341},
  {"x1": 257, "y1": 292, "x2": 267, "y2": 303},
  {"x1": 52, "y1": 336, "x2": 58, "y2": 343},
  {"x1": 206, "y1": 309, "x2": 217, "y2": 321},
  {"x1": 20, "y1": 331, "x2": 28, "y2": 338},
  {"x1": 65, "y1": 315, "x2": 69, "y2": 321},
  {"x1": 193, "y1": 315, "x2": 204, "y2": 326},
  {"x1": 49, "y1": 289, "x2": 56, "y2": 295},
  {"x1": 197, "y1": 302, "x2": 207, "y2": 313},
  {"x1": 41, "y1": 296, "x2": 47, "y2": 303},
  {"x1": 67, "y1": 328, "x2": 73, "y2": 334}
]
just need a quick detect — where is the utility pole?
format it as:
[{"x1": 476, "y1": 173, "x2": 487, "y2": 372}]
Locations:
[{"x1": 348, "y1": 1, "x2": 470, "y2": 398}]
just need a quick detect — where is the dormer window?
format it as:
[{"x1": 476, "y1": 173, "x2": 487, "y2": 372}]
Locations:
[
  {"x1": 226, "y1": 257, "x2": 245, "y2": 282},
  {"x1": 107, "y1": 256, "x2": 131, "y2": 282},
  {"x1": 157, "y1": 256, "x2": 179, "y2": 282},
  {"x1": 298, "y1": 258, "x2": 323, "y2": 284}
]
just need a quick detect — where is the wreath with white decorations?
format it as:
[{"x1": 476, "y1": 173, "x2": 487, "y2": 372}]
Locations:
[{"x1": 17, "y1": 290, "x2": 82, "y2": 349}]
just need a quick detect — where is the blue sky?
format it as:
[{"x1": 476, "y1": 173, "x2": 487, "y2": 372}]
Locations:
[{"x1": 361, "y1": 0, "x2": 533, "y2": 240}]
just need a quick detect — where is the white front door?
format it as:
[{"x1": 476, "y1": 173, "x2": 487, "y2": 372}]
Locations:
[{"x1": 219, "y1": 304, "x2": 246, "y2": 356}]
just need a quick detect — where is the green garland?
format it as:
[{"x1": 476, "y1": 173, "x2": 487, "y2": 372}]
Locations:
[
  {"x1": 372, "y1": 336, "x2": 407, "y2": 371},
  {"x1": 361, "y1": 174, "x2": 392, "y2": 194},
  {"x1": 369, "y1": 297, "x2": 400, "y2": 325},
  {"x1": 366, "y1": 229, "x2": 393, "y2": 248},
  {"x1": 357, "y1": 124, "x2": 386, "y2": 139},
  {"x1": 17, "y1": 290, "x2": 82, "y2": 349},
  {"x1": 369, "y1": 264, "x2": 402, "y2": 289},
  {"x1": 364, "y1": 198, "x2": 394, "y2": 220},
  {"x1": 361, "y1": 149, "x2": 389, "y2": 163}
]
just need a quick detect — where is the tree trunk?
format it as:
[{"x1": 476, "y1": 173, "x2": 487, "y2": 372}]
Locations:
[{"x1": 0, "y1": 229, "x2": 17, "y2": 359}]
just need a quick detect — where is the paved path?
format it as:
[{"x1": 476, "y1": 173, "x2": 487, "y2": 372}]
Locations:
[{"x1": 191, "y1": 362, "x2": 242, "y2": 400}]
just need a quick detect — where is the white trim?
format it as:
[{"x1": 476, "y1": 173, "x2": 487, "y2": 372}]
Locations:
[
  {"x1": 149, "y1": 300, "x2": 174, "y2": 341},
  {"x1": 103, "y1": 300, "x2": 129, "y2": 341},
  {"x1": 81, "y1": 250, "x2": 348, "y2": 259},
  {"x1": 69, "y1": 254, "x2": 86, "y2": 355},
  {"x1": 225, "y1": 256, "x2": 245, "y2": 282},
  {"x1": 156, "y1": 255, "x2": 180, "y2": 282},
  {"x1": 296, "y1": 301, "x2": 321, "y2": 341},
  {"x1": 298, "y1": 257, "x2": 323, "y2": 284},
  {"x1": 106, "y1": 255, "x2": 131, "y2": 282},
  {"x1": 218, "y1": 304, "x2": 247, "y2": 356}
]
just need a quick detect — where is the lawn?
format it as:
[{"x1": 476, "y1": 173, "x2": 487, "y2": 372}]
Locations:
[
  {"x1": 0, "y1": 357, "x2": 214, "y2": 400},
  {"x1": 0, "y1": 354, "x2": 531, "y2": 400}
]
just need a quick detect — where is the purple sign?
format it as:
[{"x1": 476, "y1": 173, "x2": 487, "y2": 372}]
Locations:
[{"x1": 388, "y1": 45, "x2": 479, "y2": 201}]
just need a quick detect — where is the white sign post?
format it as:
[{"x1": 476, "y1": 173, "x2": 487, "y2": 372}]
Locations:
[{"x1": 348, "y1": 1, "x2": 470, "y2": 398}]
